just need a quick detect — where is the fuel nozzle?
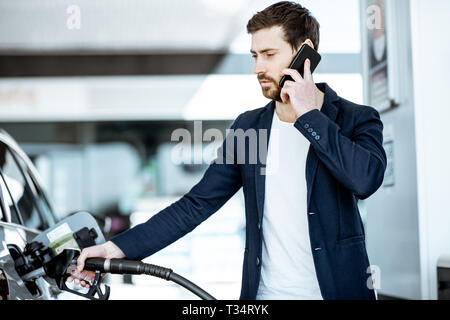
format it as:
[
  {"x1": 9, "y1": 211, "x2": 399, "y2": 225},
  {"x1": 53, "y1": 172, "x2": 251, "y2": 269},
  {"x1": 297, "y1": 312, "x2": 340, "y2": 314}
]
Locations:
[{"x1": 54, "y1": 249, "x2": 110, "y2": 300}]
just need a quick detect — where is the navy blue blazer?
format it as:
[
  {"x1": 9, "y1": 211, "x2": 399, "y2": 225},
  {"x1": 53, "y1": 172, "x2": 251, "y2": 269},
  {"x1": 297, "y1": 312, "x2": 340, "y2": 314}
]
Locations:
[{"x1": 112, "y1": 82, "x2": 387, "y2": 300}]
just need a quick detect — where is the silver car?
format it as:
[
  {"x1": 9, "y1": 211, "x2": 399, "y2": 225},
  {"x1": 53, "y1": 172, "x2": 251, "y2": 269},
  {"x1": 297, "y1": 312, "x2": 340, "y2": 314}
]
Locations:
[{"x1": 0, "y1": 129, "x2": 63, "y2": 300}]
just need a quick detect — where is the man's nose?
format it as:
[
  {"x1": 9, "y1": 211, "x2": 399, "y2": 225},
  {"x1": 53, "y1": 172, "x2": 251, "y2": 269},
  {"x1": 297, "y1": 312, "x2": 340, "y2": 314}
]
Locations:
[{"x1": 253, "y1": 60, "x2": 266, "y2": 75}]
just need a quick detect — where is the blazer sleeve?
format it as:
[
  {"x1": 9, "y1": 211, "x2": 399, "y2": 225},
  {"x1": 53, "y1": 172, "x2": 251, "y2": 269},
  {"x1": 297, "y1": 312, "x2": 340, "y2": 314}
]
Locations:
[
  {"x1": 111, "y1": 115, "x2": 244, "y2": 260},
  {"x1": 294, "y1": 106, "x2": 387, "y2": 200}
]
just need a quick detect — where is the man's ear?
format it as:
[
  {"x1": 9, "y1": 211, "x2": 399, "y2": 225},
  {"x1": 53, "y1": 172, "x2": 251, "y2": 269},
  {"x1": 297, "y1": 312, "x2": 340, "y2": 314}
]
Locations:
[
  {"x1": 303, "y1": 39, "x2": 315, "y2": 50},
  {"x1": 294, "y1": 39, "x2": 315, "y2": 52}
]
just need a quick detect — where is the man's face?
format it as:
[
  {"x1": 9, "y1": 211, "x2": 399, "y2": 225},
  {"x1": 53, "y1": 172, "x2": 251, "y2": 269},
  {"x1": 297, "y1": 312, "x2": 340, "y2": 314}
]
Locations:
[{"x1": 250, "y1": 25, "x2": 297, "y2": 102}]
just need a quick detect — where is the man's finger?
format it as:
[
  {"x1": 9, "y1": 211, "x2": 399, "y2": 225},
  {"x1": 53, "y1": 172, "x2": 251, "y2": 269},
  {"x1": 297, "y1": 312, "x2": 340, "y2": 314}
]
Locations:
[
  {"x1": 303, "y1": 59, "x2": 313, "y2": 81},
  {"x1": 77, "y1": 248, "x2": 90, "y2": 272},
  {"x1": 282, "y1": 80, "x2": 295, "y2": 88},
  {"x1": 280, "y1": 87, "x2": 292, "y2": 103},
  {"x1": 77, "y1": 254, "x2": 85, "y2": 272},
  {"x1": 281, "y1": 68, "x2": 303, "y2": 82}
]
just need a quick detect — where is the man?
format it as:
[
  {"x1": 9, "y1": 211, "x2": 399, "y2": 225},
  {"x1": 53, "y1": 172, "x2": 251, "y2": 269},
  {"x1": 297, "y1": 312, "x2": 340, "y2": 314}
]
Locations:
[{"x1": 71, "y1": 1, "x2": 386, "y2": 300}]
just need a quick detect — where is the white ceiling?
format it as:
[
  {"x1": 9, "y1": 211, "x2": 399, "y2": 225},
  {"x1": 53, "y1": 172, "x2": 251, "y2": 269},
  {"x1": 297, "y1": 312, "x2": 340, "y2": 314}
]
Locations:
[
  {"x1": 0, "y1": 0, "x2": 361, "y2": 53},
  {"x1": 0, "y1": 0, "x2": 253, "y2": 52}
]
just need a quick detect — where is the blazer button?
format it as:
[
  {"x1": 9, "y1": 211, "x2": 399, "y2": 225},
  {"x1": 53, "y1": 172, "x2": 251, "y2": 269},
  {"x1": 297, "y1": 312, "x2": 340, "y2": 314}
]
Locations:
[
  {"x1": 257, "y1": 222, "x2": 261, "y2": 230},
  {"x1": 308, "y1": 212, "x2": 316, "y2": 215},
  {"x1": 315, "y1": 135, "x2": 321, "y2": 141},
  {"x1": 304, "y1": 123, "x2": 310, "y2": 129},
  {"x1": 256, "y1": 257, "x2": 260, "y2": 266},
  {"x1": 312, "y1": 132, "x2": 317, "y2": 137},
  {"x1": 308, "y1": 128, "x2": 313, "y2": 133},
  {"x1": 314, "y1": 247, "x2": 322, "y2": 251}
]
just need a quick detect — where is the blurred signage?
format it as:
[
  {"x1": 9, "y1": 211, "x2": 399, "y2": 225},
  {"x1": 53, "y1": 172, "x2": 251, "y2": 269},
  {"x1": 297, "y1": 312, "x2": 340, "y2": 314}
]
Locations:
[
  {"x1": 366, "y1": 0, "x2": 390, "y2": 112},
  {"x1": 0, "y1": 87, "x2": 37, "y2": 108},
  {"x1": 0, "y1": 79, "x2": 86, "y2": 121}
]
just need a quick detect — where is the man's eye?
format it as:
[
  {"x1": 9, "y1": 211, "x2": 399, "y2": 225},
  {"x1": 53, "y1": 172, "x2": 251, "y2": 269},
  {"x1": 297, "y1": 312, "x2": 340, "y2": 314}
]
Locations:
[
  {"x1": 252, "y1": 55, "x2": 257, "y2": 59},
  {"x1": 267, "y1": 53, "x2": 275, "y2": 57}
]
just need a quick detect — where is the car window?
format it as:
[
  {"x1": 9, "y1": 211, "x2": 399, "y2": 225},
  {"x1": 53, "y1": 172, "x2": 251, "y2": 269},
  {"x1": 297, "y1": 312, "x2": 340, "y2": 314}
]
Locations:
[
  {"x1": 0, "y1": 174, "x2": 6, "y2": 222},
  {"x1": 13, "y1": 152, "x2": 57, "y2": 228},
  {"x1": 0, "y1": 142, "x2": 43, "y2": 229},
  {"x1": 0, "y1": 166, "x2": 23, "y2": 225}
]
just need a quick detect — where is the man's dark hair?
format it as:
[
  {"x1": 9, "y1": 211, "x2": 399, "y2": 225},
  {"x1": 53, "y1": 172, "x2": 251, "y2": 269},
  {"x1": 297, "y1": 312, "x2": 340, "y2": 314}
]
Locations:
[{"x1": 246, "y1": 1, "x2": 320, "y2": 52}]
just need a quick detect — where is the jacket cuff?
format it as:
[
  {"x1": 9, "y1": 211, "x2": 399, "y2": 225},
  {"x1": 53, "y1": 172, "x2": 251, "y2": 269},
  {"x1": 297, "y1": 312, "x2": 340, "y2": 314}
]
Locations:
[
  {"x1": 294, "y1": 109, "x2": 335, "y2": 147},
  {"x1": 110, "y1": 227, "x2": 142, "y2": 260}
]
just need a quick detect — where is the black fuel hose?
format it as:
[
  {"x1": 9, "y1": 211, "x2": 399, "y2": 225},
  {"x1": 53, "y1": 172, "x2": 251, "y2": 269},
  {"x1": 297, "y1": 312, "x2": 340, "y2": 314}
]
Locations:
[{"x1": 83, "y1": 257, "x2": 216, "y2": 300}]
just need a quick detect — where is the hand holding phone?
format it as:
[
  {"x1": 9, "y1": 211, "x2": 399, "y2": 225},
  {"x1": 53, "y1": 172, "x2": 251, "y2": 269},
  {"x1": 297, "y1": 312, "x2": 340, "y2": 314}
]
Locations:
[{"x1": 279, "y1": 44, "x2": 321, "y2": 88}]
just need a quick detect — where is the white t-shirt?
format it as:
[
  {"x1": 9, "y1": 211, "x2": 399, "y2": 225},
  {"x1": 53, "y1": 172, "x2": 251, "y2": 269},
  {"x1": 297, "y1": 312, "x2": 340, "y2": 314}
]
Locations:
[{"x1": 256, "y1": 110, "x2": 323, "y2": 300}]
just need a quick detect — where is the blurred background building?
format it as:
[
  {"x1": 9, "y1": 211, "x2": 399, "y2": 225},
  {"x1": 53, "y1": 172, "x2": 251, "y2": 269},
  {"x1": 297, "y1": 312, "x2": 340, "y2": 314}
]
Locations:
[{"x1": 0, "y1": 0, "x2": 449, "y2": 300}]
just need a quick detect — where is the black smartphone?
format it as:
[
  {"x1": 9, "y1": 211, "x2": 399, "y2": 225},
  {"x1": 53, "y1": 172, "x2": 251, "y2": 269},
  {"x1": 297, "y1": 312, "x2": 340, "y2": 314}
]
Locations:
[{"x1": 279, "y1": 44, "x2": 321, "y2": 88}]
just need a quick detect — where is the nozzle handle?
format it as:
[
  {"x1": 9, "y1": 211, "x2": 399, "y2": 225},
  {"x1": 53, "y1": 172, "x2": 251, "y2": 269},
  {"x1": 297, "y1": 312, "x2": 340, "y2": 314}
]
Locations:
[{"x1": 84, "y1": 258, "x2": 147, "y2": 274}]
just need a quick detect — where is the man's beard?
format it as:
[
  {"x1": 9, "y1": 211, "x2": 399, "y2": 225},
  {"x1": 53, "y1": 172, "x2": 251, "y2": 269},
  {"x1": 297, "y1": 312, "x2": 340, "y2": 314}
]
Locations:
[
  {"x1": 262, "y1": 85, "x2": 282, "y2": 102},
  {"x1": 258, "y1": 76, "x2": 282, "y2": 102}
]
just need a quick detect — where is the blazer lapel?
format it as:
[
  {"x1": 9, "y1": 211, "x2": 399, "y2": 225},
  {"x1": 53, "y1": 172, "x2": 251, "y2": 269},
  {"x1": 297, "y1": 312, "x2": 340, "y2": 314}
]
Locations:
[{"x1": 254, "y1": 101, "x2": 275, "y2": 223}]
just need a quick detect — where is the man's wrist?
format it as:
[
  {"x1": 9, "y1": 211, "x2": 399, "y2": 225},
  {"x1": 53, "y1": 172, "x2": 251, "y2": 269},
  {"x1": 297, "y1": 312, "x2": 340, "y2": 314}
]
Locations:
[
  {"x1": 295, "y1": 106, "x2": 316, "y2": 119},
  {"x1": 105, "y1": 240, "x2": 126, "y2": 258},
  {"x1": 295, "y1": 108, "x2": 305, "y2": 119}
]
